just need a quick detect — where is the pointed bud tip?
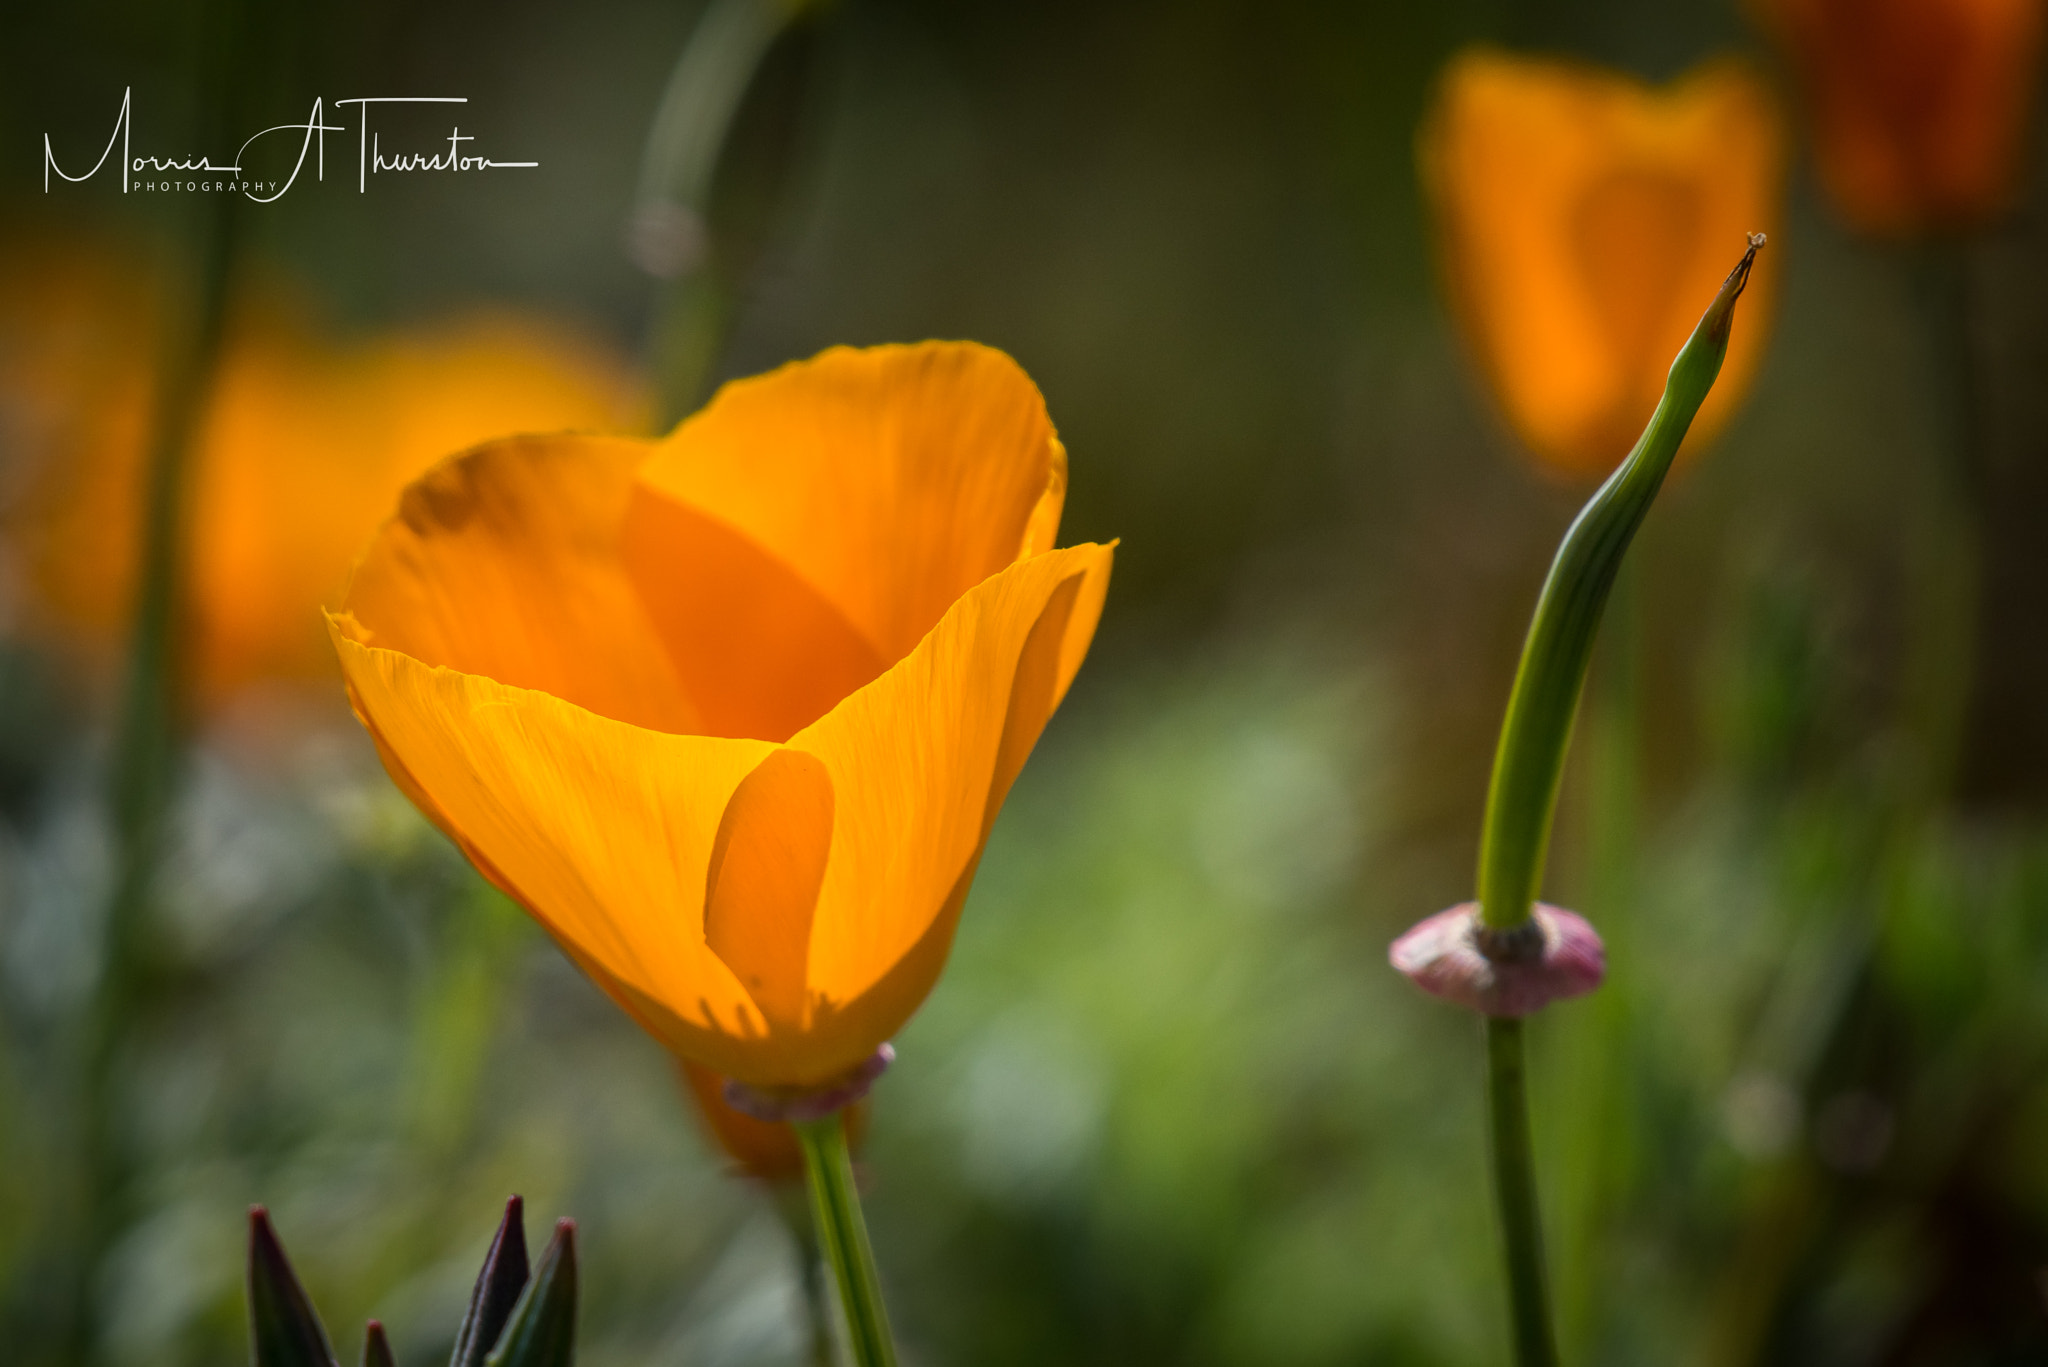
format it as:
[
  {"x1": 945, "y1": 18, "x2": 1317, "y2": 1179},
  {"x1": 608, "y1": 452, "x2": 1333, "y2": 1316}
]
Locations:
[
  {"x1": 1699, "y1": 233, "x2": 1765, "y2": 345},
  {"x1": 1390, "y1": 902, "x2": 1605, "y2": 1016},
  {"x1": 553, "y1": 1218, "x2": 575, "y2": 1238}
]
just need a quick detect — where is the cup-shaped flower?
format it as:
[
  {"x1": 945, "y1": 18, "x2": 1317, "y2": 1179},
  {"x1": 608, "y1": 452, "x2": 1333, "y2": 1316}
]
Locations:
[
  {"x1": 1759, "y1": 0, "x2": 2044, "y2": 237},
  {"x1": 329, "y1": 342, "x2": 1114, "y2": 1089},
  {"x1": 0, "y1": 235, "x2": 640, "y2": 709},
  {"x1": 1419, "y1": 50, "x2": 1784, "y2": 479}
]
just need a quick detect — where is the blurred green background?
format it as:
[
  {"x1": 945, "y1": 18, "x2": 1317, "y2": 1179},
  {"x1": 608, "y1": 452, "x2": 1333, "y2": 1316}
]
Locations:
[{"x1": 3, "y1": 0, "x2": 2048, "y2": 1363}]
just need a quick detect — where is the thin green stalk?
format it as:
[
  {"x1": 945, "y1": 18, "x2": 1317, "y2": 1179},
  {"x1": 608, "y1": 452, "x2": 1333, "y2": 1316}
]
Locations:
[
  {"x1": 793, "y1": 1113, "x2": 897, "y2": 1367},
  {"x1": 771, "y1": 1179, "x2": 837, "y2": 1367},
  {"x1": 1467, "y1": 235, "x2": 1764, "y2": 1367},
  {"x1": 69, "y1": 213, "x2": 236, "y2": 1365},
  {"x1": 1487, "y1": 1018, "x2": 1557, "y2": 1367},
  {"x1": 633, "y1": 0, "x2": 825, "y2": 425}
]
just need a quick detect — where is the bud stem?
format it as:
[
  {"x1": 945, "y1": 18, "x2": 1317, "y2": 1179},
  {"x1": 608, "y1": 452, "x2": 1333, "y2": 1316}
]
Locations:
[
  {"x1": 1487, "y1": 1018, "x2": 1557, "y2": 1367},
  {"x1": 1469, "y1": 235, "x2": 1764, "y2": 1367},
  {"x1": 1476, "y1": 236, "x2": 1762, "y2": 930},
  {"x1": 792, "y1": 1112, "x2": 899, "y2": 1367}
]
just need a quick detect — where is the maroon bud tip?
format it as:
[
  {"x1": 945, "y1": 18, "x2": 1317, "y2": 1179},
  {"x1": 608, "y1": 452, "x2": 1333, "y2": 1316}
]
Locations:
[{"x1": 1390, "y1": 902, "x2": 1606, "y2": 1017}]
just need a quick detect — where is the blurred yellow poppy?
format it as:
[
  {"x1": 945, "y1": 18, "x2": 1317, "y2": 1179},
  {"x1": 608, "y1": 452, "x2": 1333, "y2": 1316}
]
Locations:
[
  {"x1": 1762, "y1": 0, "x2": 2045, "y2": 237},
  {"x1": 0, "y1": 236, "x2": 643, "y2": 708},
  {"x1": 1419, "y1": 50, "x2": 1784, "y2": 480},
  {"x1": 328, "y1": 342, "x2": 1114, "y2": 1088}
]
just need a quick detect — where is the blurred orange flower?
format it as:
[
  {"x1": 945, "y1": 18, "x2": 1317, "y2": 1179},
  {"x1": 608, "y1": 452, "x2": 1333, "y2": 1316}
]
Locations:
[
  {"x1": 1419, "y1": 50, "x2": 1784, "y2": 479},
  {"x1": 328, "y1": 342, "x2": 1114, "y2": 1088},
  {"x1": 0, "y1": 236, "x2": 643, "y2": 708},
  {"x1": 1761, "y1": 0, "x2": 2045, "y2": 237},
  {"x1": 678, "y1": 1058, "x2": 867, "y2": 1180}
]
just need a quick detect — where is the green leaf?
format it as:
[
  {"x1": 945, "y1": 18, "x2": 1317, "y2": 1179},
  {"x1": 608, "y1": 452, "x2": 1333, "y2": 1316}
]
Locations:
[
  {"x1": 484, "y1": 1219, "x2": 578, "y2": 1367},
  {"x1": 362, "y1": 1321, "x2": 397, "y2": 1367},
  {"x1": 1477, "y1": 235, "x2": 1766, "y2": 929},
  {"x1": 450, "y1": 1196, "x2": 530, "y2": 1367},
  {"x1": 247, "y1": 1207, "x2": 338, "y2": 1367}
]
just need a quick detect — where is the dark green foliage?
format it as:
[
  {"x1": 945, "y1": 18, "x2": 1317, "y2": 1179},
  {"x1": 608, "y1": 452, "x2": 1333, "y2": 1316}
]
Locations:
[
  {"x1": 361, "y1": 1322, "x2": 396, "y2": 1367},
  {"x1": 248, "y1": 1200, "x2": 573, "y2": 1367},
  {"x1": 484, "y1": 1221, "x2": 579, "y2": 1367},
  {"x1": 247, "y1": 1209, "x2": 336, "y2": 1367},
  {"x1": 450, "y1": 1197, "x2": 532, "y2": 1367}
]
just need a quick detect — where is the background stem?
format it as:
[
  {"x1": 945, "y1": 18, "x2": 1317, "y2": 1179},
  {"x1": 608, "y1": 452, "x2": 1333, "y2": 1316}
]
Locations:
[
  {"x1": 793, "y1": 1113, "x2": 897, "y2": 1367},
  {"x1": 1487, "y1": 1017, "x2": 1559, "y2": 1367}
]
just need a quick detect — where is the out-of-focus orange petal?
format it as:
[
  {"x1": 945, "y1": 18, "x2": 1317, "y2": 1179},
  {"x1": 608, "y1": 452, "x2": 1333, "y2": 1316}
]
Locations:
[
  {"x1": 1760, "y1": 0, "x2": 2044, "y2": 236},
  {"x1": 193, "y1": 314, "x2": 644, "y2": 704},
  {"x1": 634, "y1": 343, "x2": 1067, "y2": 665},
  {"x1": 0, "y1": 238, "x2": 642, "y2": 712},
  {"x1": 1420, "y1": 51, "x2": 1784, "y2": 479},
  {"x1": 342, "y1": 435, "x2": 698, "y2": 734},
  {"x1": 0, "y1": 236, "x2": 159, "y2": 654}
]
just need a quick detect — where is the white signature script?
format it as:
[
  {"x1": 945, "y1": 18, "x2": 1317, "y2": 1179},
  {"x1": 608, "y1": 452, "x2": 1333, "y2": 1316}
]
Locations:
[{"x1": 44, "y1": 88, "x2": 539, "y2": 201}]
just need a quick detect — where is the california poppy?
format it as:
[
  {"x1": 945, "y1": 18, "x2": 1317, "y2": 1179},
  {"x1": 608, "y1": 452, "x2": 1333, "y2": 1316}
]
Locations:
[
  {"x1": 329, "y1": 342, "x2": 1114, "y2": 1089},
  {"x1": 1760, "y1": 0, "x2": 2045, "y2": 237},
  {"x1": 1419, "y1": 50, "x2": 1784, "y2": 479},
  {"x1": 0, "y1": 237, "x2": 642, "y2": 707}
]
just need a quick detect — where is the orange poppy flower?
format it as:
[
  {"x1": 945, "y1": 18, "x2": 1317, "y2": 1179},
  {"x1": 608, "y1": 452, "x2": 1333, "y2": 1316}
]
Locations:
[
  {"x1": 1419, "y1": 50, "x2": 1784, "y2": 479},
  {"x1": 328, "y1": 342, "x2": 1114, "y2": 1089},
  {"x1": 0, "y1": 237, "x2": 641, "y2": 708},
  {"x1": 1760, "y1": 0, "x2": 2045, "y2": 237},
  {"x1": 677, "y1": 1058, "x2": 867, "y2": 1180}
]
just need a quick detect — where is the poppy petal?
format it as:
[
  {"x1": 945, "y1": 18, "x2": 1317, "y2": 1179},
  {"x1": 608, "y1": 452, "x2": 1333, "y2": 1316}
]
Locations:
[
  {"x1": 635, "y1": 342, "x2": 1068, "y2": 665},
  {"x1": 1421, "y1": 52, "x2": 1782, "y2": 477},
  {"x1": 329, "y1": 619, "x2": 773, "y2": 1051},
  {"x1": 703, "y1": 748, "x2": 837, "y2": 1032},
  {"x1": 343, "y1": 435, "x2": 700, "y2": 734},
  {"x1": 620, "y1": 488, "x2": 888, "y2": 742},
  {"x1": 786, "y1": 541, "x2": 1113, "y2": 1073}
]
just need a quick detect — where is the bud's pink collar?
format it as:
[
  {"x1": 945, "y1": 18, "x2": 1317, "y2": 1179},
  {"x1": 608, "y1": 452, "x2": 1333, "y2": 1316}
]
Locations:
[{"x1": 1390, "y1": 903, "x2": 1605, "y2": 1017}]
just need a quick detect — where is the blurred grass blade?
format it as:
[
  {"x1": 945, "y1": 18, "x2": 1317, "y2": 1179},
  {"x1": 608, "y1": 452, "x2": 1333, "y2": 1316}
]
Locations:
[
  {"x1": 483, "y1": 1219, "x2": 578, "y2": 1367},
  {"x1": 248, "y1": 1207, "x2": 337, "y2": 1367},
  {"x1": 363, "y1": 1322, "x2": 396, "y2": 1367},
  {"x1": 450, "y1": 1196, "x2": 530, "y2": 1367},
  {"x1": 1476, "y1": 235, "x2": 1766, "y2": 929}
]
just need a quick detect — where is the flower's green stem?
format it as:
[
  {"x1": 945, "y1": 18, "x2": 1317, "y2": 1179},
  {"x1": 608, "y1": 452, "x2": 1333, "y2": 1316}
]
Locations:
[
  {"x1": 770, "y1": 1179, "x2": 837, "y2": 1367},
  {"x1": 1487, "y1": 1017, "x2": 1557, "y2": 1367},
  {"x1": 793, "y1": 1113, "x2": 898, "y2": 1367}
]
